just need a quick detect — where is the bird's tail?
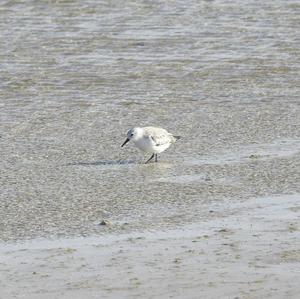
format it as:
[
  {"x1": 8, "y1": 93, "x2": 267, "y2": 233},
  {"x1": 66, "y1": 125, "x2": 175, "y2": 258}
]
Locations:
[{"x1": 173, "y1": 135, "x2": 181, "y2": 141}]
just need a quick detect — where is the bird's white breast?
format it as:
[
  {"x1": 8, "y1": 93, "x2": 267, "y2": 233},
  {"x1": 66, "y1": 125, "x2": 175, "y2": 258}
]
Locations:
[
  {"x1": 133, "y1": 136, "x2": 154, "y2": 153},
  {"x1": 134, "y1": 136, "x2": 170, "y2": 154}
]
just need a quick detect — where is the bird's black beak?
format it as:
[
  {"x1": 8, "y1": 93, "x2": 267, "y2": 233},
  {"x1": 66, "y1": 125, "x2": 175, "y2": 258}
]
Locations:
[{"x1": 121, "y1": 138, "x2": 130, "y2": 147}]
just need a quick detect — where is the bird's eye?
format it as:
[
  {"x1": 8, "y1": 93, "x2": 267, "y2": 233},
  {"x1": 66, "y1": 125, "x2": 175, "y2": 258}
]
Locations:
[{"x1": 130, "y1": 133, "x2": 134, "y2": 137}]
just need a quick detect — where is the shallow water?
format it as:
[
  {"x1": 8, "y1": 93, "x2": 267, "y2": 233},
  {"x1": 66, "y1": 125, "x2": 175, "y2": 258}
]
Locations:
[{"x1": 0, "y1": 0, "x2": 300, "y2": 241}]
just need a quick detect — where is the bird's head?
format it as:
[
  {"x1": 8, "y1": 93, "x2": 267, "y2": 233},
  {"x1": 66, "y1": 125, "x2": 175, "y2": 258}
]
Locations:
[{"x1": 121, "y1": 127, "x2": 142, "y2": 147}]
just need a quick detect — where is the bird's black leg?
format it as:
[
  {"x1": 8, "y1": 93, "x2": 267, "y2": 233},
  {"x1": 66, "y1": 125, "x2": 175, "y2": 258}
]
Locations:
[
  {"x1": 145, "y1": 154, "x2": 155, "y2": 164},
  {"x1": 155, "y1": 154, "x2": 158, "y2": 162}
]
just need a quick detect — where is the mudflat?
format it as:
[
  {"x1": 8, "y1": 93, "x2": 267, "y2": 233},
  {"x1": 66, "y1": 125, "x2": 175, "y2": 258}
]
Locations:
[
  {"x1": 1, "y1": 194, "x2": 299, "y2": 299},
  {"x1": 1, "y1": 0, "x2": 300, "y2": 298}
]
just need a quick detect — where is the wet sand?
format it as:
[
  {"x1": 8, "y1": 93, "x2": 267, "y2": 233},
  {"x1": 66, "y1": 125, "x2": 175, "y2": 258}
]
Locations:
[
  {"x1": 1, "y1": 0, "x2": 299, "y2": 242},
  {"x1": 1, "y1": 0, "x2": 300, "y2": 298},
  {"x1": 1, "y1": 194, "x2": 299, "y2": 299}
]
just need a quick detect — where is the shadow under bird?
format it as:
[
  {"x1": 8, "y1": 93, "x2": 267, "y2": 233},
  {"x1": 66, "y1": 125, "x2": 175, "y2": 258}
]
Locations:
[{"x1": 121, "y1": 126, "x2": 180, "y2": 163}]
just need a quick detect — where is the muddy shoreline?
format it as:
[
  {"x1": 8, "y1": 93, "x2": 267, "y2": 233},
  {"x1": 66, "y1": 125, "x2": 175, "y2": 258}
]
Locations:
[
  {"x1": 1, "y1": 194, "x2": 299, "y2": 299},
  {"x1": 1, "y1": 0, "x2": 300, "y2": 297}
]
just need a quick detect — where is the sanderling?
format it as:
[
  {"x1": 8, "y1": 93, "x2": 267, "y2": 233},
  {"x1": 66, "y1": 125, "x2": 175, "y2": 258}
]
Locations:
[{"x1": 121, "y1": 126, "x2": 180, "y2": 163}]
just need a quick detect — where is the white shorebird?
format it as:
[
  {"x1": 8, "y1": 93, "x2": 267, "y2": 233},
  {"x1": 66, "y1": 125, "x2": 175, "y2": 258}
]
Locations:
[{"x1": 121, "y1": 126, "x2": 180, "y2": 163}]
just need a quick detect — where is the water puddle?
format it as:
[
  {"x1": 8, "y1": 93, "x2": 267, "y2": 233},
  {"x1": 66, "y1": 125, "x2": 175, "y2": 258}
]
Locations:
[
  {"x1": 189, "y1": 139, "x2": 300, "y2": 166},
  {"x1": 155, "y1": 174, "x2": 208, "y2": 184},
  {"x1": 66, "y1": 160, "x2": 136, "y2": 166}
]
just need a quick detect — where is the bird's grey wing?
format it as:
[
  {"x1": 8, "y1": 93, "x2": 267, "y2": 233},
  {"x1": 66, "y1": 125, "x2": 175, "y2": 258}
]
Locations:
[
  {"x1": 144, "y1": 127, "x2": 176, "y2": 145},
  {"x1": 148, "y1": 132, "x2": 172, "y2": 146}
]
